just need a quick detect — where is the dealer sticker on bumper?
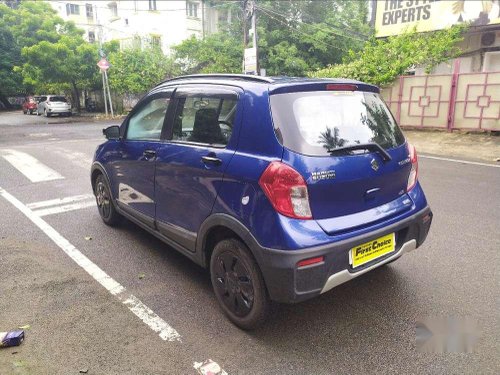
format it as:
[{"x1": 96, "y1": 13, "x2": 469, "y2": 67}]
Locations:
[{"x1": 350, "y1": 233, "x2": 396, "y2": 268}]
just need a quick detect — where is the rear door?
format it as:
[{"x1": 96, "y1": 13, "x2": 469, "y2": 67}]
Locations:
[
  {"x1": 154, "y1": 86, "x2": 240, "y2": 251},
  {"x1": 270, "y1": 88, "x2": 412, "y2": 234}
]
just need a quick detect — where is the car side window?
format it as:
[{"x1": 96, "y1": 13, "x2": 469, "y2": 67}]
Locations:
[
  {"x1": 126, "y1": 96, "x2": 170, "y2": 141},
  {"x1": 172, "y1": 93, "x2": 237, "y2": 146}
]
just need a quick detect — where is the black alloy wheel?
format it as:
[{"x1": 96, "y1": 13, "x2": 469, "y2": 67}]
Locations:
[
  {"x1": 95, "y1": 174, "x2": 121, "y2": 226},
  {"x1": 210, "y1": 239, "x2": 269, "y2": 329},
  {"x1": 214, "y1": 251, "x2": 255, "y2": 317}
]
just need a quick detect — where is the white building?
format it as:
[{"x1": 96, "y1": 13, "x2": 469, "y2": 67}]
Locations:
[{"x1": 48, "y1": 0, "x2": 230, "y2": 54}]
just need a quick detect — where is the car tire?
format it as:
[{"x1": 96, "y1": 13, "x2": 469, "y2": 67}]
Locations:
[
  {"x1": 94, "y1": 174, "x2": 121, "y2": 226},
  {"x1": 210, "y1": 238, "x2": 270, "y2": 330},
  {"x1": 44, "y1": 109, "x2": 50, "y2": 117}
]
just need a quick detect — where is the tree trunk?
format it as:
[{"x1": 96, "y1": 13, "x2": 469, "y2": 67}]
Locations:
[
  {"x1": 71, "y1": 82, "x2": 81, "y2": 112},
  {"x1": 0, "y1": 93, "x2": 12, "y2": 110}
]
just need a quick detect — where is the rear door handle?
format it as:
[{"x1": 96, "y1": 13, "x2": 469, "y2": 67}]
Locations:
[
  {"x1": 201, "y1": 155, "x2": 222, "y2": 166},
  {"x1": 143, "y1": 149, "x2": 156, "y2": 159}
]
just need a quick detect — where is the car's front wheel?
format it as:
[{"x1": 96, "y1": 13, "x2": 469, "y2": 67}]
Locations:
[
  {"x1": 44, "y1": 109, "x2": 50, "y2": 117},
  {"x1": 94, "y1": 174, "x2": 121, "y2": 226},
  {"x1": 210, "y1": 238, "x2": 270, "y2": 330}
]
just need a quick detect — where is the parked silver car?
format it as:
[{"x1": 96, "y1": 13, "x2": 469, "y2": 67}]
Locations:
[{"x1": 37, "y1": 95, "x2": 72, "y2": 117}]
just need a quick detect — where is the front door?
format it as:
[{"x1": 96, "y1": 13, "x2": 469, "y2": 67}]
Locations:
[
  {"x1": 155, "y1": 87, "x2": 240, "y2": 251},
  {"x1": 111, "y1": 91, "x2": 172, "y2": 227}
]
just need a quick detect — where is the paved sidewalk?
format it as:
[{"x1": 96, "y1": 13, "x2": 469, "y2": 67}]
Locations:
[{"x1": 405, "y1": 130, "x2": 500, "y2": 163}]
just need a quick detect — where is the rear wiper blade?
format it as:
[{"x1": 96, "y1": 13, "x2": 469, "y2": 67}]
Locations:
[{"x1": 327, "y1": 142, "x2": 392, "y2": 162}]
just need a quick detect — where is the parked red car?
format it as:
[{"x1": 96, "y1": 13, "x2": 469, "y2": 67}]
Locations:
[{"x1": 22, "y1": 96, "x2": 40, "y2": 115}]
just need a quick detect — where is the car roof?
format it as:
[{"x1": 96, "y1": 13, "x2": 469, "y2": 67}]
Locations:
[{"x1": 156, "y1": 74, "x2": 379, "y2": 93}]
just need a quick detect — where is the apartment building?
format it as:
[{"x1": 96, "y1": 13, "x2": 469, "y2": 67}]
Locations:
[{"x1": 48, "y1": 0, "x2": 229, "y2": 53}]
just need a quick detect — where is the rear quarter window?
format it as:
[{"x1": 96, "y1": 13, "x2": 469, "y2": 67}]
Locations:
[{"x1": 270, "y1": 91, "x2": 405, "y2": 156}]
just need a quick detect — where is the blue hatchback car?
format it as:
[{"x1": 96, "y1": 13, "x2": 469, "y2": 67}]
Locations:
[{"x1": 91, "y1": 74, "x2": 432, "y2": 329}]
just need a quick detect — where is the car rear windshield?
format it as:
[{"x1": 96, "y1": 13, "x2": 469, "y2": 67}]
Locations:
[
  {"x1": 49, "y1": 96, "x2": 67, "y2": 102},
  {"x1": 270, "y1": 91, "x2": 405, "y2": 156}
]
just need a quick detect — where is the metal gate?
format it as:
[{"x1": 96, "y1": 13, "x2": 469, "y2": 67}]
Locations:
[{"x1": 381, "y1": 71, "x2": 500, "y2": 131}]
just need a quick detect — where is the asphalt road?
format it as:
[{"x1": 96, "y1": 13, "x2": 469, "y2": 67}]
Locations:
[{"x1": 0, "y1": 111, "x2": 499, "y2": 375}]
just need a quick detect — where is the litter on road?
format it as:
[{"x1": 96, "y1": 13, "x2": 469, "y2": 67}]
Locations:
[
  {"x1": 194, "y1": 359, "x2": 228, "y2": 375},
  {"x1": 0, "y1": 330, "x2": 25, "y2": 348}
]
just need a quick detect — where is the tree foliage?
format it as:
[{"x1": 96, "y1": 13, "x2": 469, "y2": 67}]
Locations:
[
  {"x1": 173, "y1": 33, "x2": 242, "y2": 74},
  {"x1": 0, "y1": 1, "x2": 105, "y2": 109},
  {"x1": 108, "y1": 47, "x2": 178, "y2": 94},
  {"x1": 310, "y1": 25, "x2": 467, "y2": 86},
  {"x1": 172, "y1": 0, "x2": 372, "y2": 77}
]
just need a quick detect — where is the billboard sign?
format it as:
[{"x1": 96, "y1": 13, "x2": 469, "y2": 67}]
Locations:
[{"x1": 375, "y1": 0, "x2": 500, "y2": 37}]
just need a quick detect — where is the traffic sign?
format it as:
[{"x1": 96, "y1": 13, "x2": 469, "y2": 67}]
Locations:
[{"x1": 97, "y1": 58, "x2": 110, "y2": 71}]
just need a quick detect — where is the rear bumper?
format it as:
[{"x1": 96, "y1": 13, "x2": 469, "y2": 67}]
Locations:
[
  {"x1": 253, "y1": 206, "x2": 433, "y2": 303},
  {"x1": 47, "y1": 107, "x2": 71, "y2": 114}
]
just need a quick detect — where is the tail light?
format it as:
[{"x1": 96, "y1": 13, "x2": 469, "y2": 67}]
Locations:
[
  {"x1": 297, "y1": 256, "x2": 324, "y2": 268},
  {"x1": 407, "y1": 144, "x2": 418, "y2": 191},
  {"x1": 259, "y1": 161, "x2": 312, "y2": 219}
]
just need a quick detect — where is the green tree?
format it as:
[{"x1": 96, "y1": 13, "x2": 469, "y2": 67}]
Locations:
[
  {"x1": 172, "y1": 33, "x2": 242, "y2": 74},
  {"x1": 0, "y1": 3, "x2": 21, "y2": 106},
  {"x1": 171, "y1": 0, "x2": 372, "y2": 77},
  {"x1": 1, "y1": 1, "x2": 100, "y2": 110},
  {"x1": 310, "y1": 25, "x2": 467, "y2": 86},
  {"x1": 108, "y1": 46, "x2": 179, "y2": 94},
  {"x1": 255, "y1": 0, "x2": 372, "y2": 75}
]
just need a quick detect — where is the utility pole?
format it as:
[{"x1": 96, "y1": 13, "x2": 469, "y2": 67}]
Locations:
[
  {"x1": 243, "y1": 0, "x2": 258, "y2": 75},
  {"x1": 251, "y1": 0, "x2": 259, "y2": 75},
  {"x1": 95, "y1": 4, "x2": 108, "y2": 115},
  {"x1": 242, "y1": 0, "x2": 248, "y2": 72}
]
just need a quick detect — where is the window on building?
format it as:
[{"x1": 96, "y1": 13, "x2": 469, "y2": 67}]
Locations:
[
  {"x1": 88, "y1": 31, "x2": 95, "y2": 43},
  {"x1": 186, "y1": 2, "x2": 199, "y2": 18},
  {"x1": 66, "y1": 3, "x2": 80, "y2": 16},
  {"x1": 132, "y1": 35, "x2": 142, "y2": 49},
  {"x1": 108, "y1": 2, "x2": 118, "y2": 17},
  {"x1": 218, "y1": 9, "x2": 232, "y2": 25},
  {"x1": 85, "y1": 3, "x2": 93, "y2": 18},
  {"x1": 151, "y1": 35, "x2": 161, "y2": 49},
  {"x1": 149, "y1": 0, "x2": 157, "y2": 11}
]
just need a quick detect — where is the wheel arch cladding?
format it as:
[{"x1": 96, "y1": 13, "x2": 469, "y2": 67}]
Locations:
[{"x1": 197, "y1": 214, "x2": 264, "y2": 269}]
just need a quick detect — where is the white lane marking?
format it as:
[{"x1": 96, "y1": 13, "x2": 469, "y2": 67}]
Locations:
[
  {"x1": 0, "y1": 186, "x2": 181, "y2": 342},
  {"x1": 27, "y1": 194, "x2": 95, "y2": 210},
  {"x1": 34, "y1": 200, "x2": 96, "y2": 217},
  {"x1": 420, "y1": 154, "x2": 500, "y2": 168},
  {"x1": 2, "y1": 149, "x2": 64, "y2": 182},
  {"x1": 52, "y1": 148, "x2": 93, "y2": 169}
]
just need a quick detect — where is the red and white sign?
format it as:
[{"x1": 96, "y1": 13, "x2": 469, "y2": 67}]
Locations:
[{"x1": 97, "y1": 58, "x2": 110, "y2": 71}]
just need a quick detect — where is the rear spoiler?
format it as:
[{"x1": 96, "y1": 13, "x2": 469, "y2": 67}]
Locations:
[{"x1": 269, "y1": 82, "x2": 379, "y2": 95}]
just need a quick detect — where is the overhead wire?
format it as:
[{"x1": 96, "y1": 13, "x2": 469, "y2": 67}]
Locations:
[
  {"x1": 256, "y1": 6, "x2": 350, "y2": 53},
  {"x1": 255, "y1": 5, "x2": 368, "y2": 43}
]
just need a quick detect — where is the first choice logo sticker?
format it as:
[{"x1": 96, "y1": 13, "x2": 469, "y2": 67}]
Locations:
[{"x1": 350, "y1": 233, "x2": 396, "y2": 268}]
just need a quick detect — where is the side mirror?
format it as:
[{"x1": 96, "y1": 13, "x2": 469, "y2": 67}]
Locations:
[{"x1": 103, "y1": 125, "x2": 120, "y2": 140}]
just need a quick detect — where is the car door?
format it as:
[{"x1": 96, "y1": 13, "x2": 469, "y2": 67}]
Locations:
[
  {"x1": 110, "y1": 90, "x2": 172, "y2": 227},
  {"x1": 154, "y1": 86, "x2": 240, "y2": 251},
  {"x1": 37, "y1": 96, "x2": 47, "y2": 114}
]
